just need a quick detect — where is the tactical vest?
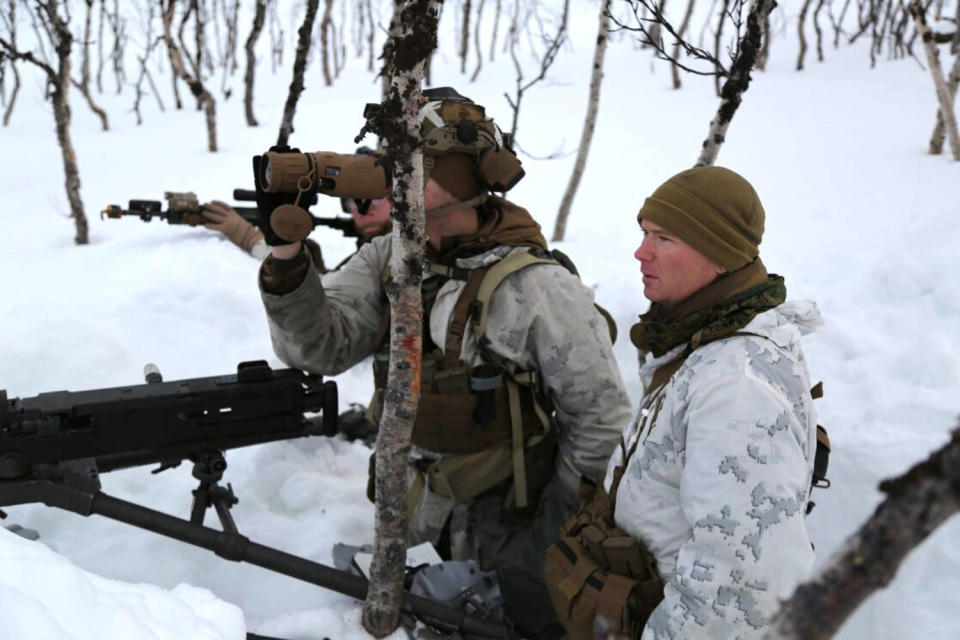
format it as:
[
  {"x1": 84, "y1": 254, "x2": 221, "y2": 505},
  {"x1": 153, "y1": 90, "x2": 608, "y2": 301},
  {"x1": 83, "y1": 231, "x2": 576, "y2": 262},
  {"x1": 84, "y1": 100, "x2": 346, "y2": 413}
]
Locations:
[{"x1": 368, "y1": 248, "x2": 584, "y2": 514}]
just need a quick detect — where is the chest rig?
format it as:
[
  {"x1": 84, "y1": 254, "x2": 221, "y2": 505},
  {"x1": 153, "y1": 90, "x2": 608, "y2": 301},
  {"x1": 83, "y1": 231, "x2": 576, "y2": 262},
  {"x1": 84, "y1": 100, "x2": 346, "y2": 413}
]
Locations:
[{"x1": 368, "y1": 248, "x2": 565, "y2": 513}]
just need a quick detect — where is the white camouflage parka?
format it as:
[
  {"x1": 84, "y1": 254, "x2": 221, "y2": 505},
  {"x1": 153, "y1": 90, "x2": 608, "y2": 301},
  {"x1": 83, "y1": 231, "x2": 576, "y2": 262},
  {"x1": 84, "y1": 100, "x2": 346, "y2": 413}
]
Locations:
[
  {"x1": 260, "y1": 233, "x2": 632, "y2": 541},
  {"x1": 607, "y1": 300, "x2": 822, "y2": 639}
]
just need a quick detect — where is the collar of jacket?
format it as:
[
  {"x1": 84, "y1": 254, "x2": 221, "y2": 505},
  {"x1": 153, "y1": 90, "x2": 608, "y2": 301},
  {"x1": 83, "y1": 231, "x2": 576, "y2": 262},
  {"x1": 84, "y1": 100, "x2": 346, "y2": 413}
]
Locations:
[
  {"x1": 629, "y1": 258, "x2": 787, "y2": 358},
  {"x1": 429, "y1": 196, "x2": 548, "y2": 264}
]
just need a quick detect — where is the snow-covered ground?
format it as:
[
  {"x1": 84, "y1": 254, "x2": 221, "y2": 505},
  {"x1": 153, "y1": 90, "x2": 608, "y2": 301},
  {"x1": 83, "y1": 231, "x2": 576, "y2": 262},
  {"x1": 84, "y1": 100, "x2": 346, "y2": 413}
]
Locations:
[{"x1": 1, "y1": 1, "x2": 958, "y2": 638}]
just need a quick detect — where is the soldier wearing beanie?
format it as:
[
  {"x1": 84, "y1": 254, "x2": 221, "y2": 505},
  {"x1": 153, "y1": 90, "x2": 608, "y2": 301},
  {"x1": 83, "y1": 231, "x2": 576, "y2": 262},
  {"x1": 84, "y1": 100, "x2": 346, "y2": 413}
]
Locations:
[
  {"x1": 259, "y1": 88, "x2": 630, "y2": 638},
  {"x1": 547, "y1": 167, "x2": 823, "y2": 639}
]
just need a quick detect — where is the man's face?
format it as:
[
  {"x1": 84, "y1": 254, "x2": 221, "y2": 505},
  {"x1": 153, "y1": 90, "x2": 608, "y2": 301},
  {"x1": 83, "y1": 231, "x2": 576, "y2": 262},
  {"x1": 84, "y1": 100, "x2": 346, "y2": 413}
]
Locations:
[
  {"x1": 635, "y1": 219, "x2": 725, "y2": 306},
  {"x1": 346, "y1": 197, "x2": 392, "y2": 238}
]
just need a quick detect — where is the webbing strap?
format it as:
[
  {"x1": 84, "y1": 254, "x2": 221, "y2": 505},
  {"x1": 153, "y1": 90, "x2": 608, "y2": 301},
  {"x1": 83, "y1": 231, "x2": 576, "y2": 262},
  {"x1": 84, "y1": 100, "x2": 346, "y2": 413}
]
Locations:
[
  {"x1": 444, "y1": 267, "x2": 490, "y2": 361},
  {"x1": 506, "y1": 378, "x2": 528, "y2": 509},
  {"x1": 472, "y1": 251, "x2": 558, "y2": 340}
]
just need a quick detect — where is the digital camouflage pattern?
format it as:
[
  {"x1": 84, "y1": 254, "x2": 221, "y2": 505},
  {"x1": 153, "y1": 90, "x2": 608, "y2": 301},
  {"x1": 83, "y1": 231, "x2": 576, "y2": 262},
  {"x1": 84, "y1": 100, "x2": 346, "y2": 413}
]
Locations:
[{"x1": 608, "y1": 300, "x2": 822, "y2": 639}]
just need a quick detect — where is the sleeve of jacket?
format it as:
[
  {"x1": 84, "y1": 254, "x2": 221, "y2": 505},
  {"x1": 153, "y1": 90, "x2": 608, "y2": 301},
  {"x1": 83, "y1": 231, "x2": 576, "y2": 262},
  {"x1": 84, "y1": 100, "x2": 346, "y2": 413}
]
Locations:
[
  {"x1": 641, "y1": 368, "x2": 815, "y2": 639},
  {"x1": 483, "y1": 264, "x2": 631, "y2": 491},
  {"x1": 259, "y1": 237, "x2": 388, "y2": 375}
]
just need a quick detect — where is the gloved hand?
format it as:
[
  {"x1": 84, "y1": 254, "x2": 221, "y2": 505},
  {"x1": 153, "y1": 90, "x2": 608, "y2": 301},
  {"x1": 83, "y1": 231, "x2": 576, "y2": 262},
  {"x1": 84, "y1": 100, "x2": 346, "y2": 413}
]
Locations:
[{"x1": 202, "y1": 200, "x2": 264, "y2": 253}]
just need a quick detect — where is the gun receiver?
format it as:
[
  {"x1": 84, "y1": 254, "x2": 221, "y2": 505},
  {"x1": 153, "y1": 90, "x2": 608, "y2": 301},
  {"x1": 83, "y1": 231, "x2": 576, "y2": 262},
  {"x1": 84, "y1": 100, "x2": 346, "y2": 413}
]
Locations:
[
  {"x1": 0, "y1": 363, "x2": 513, "y2": 639},
  {"x1": 101, "y1": 190, "x2": 360, "y2": 240}
]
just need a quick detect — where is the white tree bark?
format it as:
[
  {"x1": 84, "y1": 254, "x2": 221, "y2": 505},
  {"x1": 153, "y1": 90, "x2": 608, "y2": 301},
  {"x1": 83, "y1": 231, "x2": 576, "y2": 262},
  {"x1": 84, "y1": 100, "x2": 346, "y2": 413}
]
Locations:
[
  {"x1": 929, "y1": 52, "x2": 960, "y2": 155},
  {"x1": 360, "y1": 0, "x2": 440, "y2": 636},
  {"x1": 911, "y1": 1, "x2": 960, "y2": 160},
  {"x1": 552, "y1": 0, "x2": 610, "y2": 242}
]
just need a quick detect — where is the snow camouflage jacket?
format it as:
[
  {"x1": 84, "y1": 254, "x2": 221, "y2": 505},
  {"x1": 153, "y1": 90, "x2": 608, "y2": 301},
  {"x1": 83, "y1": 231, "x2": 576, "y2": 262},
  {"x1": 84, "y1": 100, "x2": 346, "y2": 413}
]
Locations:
[
  {"x1": 260, "y1": 233, "x2": 632, "y2": 541},
  {"x1": 606, "y1": 300, "x2": 822, "y2": 639}
]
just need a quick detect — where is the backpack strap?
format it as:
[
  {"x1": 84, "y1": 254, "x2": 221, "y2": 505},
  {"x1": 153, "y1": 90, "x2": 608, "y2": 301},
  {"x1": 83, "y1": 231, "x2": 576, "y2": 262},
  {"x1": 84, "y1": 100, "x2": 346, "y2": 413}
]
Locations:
[{"x1": 470, "y1": 249, "x2": 560, "y2": 341}]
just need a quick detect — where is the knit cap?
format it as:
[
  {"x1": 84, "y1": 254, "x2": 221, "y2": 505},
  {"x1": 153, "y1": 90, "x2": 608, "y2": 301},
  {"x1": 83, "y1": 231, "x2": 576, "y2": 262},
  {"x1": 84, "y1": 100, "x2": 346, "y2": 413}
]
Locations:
[{"x1": 637, "y1": 166, "x2": 765, "y2": 271}]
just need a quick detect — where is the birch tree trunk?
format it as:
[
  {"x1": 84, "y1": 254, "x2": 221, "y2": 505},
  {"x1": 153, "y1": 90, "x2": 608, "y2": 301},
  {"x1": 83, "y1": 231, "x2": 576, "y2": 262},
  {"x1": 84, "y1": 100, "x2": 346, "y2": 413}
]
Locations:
[
  {"x1": 696, "y1": 0, "x2": 776, "y2": 167},
  {"x1": 2, "y1": 1, "x2": 89, "y2": 243},
  {"x1": 552, "y1": 0, "x2": 610, "y2": 242},
  {"x1": 276, "y1": 0, "x2": 319, "y2": 146},
  {"x1": 763, "y1": 425, "x2": 960, "y2": 639},
  {"x1": 360, "y1": 1, "x2": 440, "y2": 635},
  {"x1": 671, "y1": 0, "x2": 697, "y2": 89},
  {"x1": 469, "y1": 0, "x2": 485, "y2": 81},
  {"x1": 320, "y1": 0, "x2": 333, "y2": 86},
  {"x1": 2, "y1": 0, "x2": 21, "y2": 126},
  {"x1": 797, "y1": 0, "x2": 814, "y2": 70},
  {"x1": 75, "y1": 0, "x2": 109, "y2": 130},
  {"x1": 489, "y1": 0, "x2": 501, "y2": 61},
  {"x1": 928, "y1": 51, "x2": 960, "y2": 154},
  {"x1": 162, "y1": 0, "x2": 217, "y2": 151},
  {"x1": 460, "y1": 0, "x2": 472, "y2": 73},
  {"x1": 243, "y1": 0, "x2": 267, "y2": 126},
  {"x1": 911, "y1": 1, "x2": 960, "y2": 160}
]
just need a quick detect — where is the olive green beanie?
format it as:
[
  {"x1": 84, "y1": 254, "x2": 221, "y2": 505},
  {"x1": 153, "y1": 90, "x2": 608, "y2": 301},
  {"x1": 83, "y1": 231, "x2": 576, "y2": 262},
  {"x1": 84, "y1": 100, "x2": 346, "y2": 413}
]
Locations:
[{"x1": 637, "y1": 166, "x2": 765, "y2": 271}]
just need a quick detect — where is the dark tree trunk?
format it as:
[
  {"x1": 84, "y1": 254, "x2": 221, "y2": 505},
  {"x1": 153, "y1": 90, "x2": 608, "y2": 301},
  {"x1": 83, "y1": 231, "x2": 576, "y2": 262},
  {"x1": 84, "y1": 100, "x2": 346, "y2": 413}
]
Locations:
[
  {"x1": 696, "y1": 0, "x2": 776, "y2": 167},
  {"x1": 2, "y1": 0, "x2": 21, "y2": 126},
  {"x1": 671, "y1": 0, "x2": 697, "y2": 88},
  {"x1": 243, "y1": 0, "x2": 267, "y2": 126},
  {"x1": 276, "y1": 0, "x2": 320, "y2": 146}
]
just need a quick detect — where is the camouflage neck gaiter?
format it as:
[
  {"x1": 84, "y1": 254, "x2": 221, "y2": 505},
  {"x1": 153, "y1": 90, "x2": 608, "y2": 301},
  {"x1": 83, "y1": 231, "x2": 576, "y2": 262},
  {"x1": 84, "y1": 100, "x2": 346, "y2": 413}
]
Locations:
[{"x1": 630, "y1": 259, "x2": 786, "y2": 358}]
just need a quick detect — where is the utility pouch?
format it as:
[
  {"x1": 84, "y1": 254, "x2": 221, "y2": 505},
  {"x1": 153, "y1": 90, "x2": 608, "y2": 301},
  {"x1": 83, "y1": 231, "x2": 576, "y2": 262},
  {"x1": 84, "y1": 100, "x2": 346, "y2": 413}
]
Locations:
[{"x1": 544, "y1": 481, "x2": 664, "y2": 640}]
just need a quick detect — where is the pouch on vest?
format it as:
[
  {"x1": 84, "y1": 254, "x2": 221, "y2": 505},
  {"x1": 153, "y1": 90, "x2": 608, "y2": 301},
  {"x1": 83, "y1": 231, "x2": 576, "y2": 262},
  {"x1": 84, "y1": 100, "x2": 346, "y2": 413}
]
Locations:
[{"x1": 543, "y1": 481, "x2": 663, "y2": 640}]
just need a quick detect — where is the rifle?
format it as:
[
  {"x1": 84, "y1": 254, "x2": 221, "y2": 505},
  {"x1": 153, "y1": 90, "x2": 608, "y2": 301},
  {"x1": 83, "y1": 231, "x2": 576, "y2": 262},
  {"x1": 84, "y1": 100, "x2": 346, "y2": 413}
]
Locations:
[
  {"x1": 0, "y1": 362, "x2": 513, "y2": 640},
  {"x1": 101, "y1": 190, "x2": 360, "y2": 239}
]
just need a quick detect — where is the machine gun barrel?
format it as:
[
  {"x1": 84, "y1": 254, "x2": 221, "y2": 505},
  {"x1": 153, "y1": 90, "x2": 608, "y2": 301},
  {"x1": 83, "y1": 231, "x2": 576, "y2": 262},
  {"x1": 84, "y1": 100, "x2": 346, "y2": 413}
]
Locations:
[{"x1": 0, "y1": 361, "x2": 337, "y2": 478}]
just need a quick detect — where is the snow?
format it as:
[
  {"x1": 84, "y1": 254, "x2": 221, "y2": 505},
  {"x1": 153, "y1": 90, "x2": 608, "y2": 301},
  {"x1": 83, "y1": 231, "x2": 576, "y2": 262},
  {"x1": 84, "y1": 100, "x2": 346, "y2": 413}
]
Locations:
[{"x1": 1, "y1": 1, "x2": 959, "y2": 638}]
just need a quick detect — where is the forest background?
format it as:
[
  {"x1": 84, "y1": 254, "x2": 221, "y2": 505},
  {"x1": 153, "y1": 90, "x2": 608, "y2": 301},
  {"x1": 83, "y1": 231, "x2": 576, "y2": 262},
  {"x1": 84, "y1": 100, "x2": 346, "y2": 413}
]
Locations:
[{"x1": 1, "y1": 0, "x2": 959, "y2": 638}]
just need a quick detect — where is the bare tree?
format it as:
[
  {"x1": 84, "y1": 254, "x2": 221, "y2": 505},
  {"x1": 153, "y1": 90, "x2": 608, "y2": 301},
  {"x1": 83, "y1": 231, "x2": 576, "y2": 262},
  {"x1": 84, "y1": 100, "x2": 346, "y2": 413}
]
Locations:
[
  {"x1": 268, "y1": 0, "x2": 283, "y2": 72},
  {"x1": 162, "y1": 0, "x2": 218, "y2": 151},
  {"x1": 470, "y1": 0, "x2": 485, "y2": 81},
  {"x1": 319, "y1": 0, "x2": 333, "y2": 86},
  {"x1": 131, "y1": 2, "x2": 165, "y2": 125},
  {"x1": 552, "y1": 0, "x2": 610, "y2": 242},
  {"x1": 276, "y1": 0, "x2": 320, "y2": 146},
  {"x1": 911, "y1": 0, "x2": 960, "y2": 160},
  {"x1": 243, "y1": 0, "x2": 268, "y2": 126},
  {"x1": 218, "y1": 0, "x2": 240, "y2": 99},
  {"x1": 489, "y1": 0, "x2": 502, "y2": 61},
  {"x1": 460, "y1": 0, "x2": 472, "y2": 73},
  {"x1": 74, "y1": 0, "x2": 109, "y2": 130},
  {"x1": 697, "y1": 0, "x2": 776, "y2": 166},
  {"x1": 0, "y1": 0, "x2": 88, "y2": 244},
  {"x1": 671, "y1": 0, "x2": 697, "y2": 88},
  {"x1": 798, "y1": 0, "x2": 814, "y2": 70},
  {"x1": 812, "y1": 0, "x2": 826, "y2": 62},
  {"x1": 929, "y1": 52, "x2": 960, "y2": 154},
  {"x1": 95, "y1": 0, "x2": 104, "y2": 92},
  {"x1": 763, "y1": 424, "x2": 960, "y2": 639},
  {"x1": 107, "y1": 0, "x2": 125, "y2": 94},
  {"x1": 355, "y1": 0, "x2": 441, "y2": 634},
  {"x1": 504, "y1": 0, "x2": 570, "y2": 147},
  {"x1": 365, "y1": 0, "x2": 375, "y2": 71},
  {"x1": 1, "y1": 0, "x2": 21, "y2": 126}
]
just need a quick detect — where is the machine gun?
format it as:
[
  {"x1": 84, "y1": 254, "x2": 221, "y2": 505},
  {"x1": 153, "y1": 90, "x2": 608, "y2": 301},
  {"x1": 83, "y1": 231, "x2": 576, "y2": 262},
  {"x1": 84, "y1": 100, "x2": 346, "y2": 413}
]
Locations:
[
  {"x1": 0, "y1": 362, "x2": 513, "y2": 640},
  {"x1": 101, "y1": 189, "x2": 360, "y2": 240}
]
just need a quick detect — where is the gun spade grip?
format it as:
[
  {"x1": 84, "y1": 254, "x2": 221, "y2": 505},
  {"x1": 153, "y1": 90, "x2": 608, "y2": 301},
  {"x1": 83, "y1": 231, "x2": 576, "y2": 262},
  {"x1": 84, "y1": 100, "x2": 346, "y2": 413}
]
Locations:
[{"x1": 270, "y1": 204, "x2": 314, "y2": 242}]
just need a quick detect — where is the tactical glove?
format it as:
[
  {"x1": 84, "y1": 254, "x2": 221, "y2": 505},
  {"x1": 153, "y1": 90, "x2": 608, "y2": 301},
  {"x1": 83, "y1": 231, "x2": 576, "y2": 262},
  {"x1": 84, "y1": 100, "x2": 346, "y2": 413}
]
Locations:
[{"x1": 202, "y1": 200, "x2": 264, "y2": 253}]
